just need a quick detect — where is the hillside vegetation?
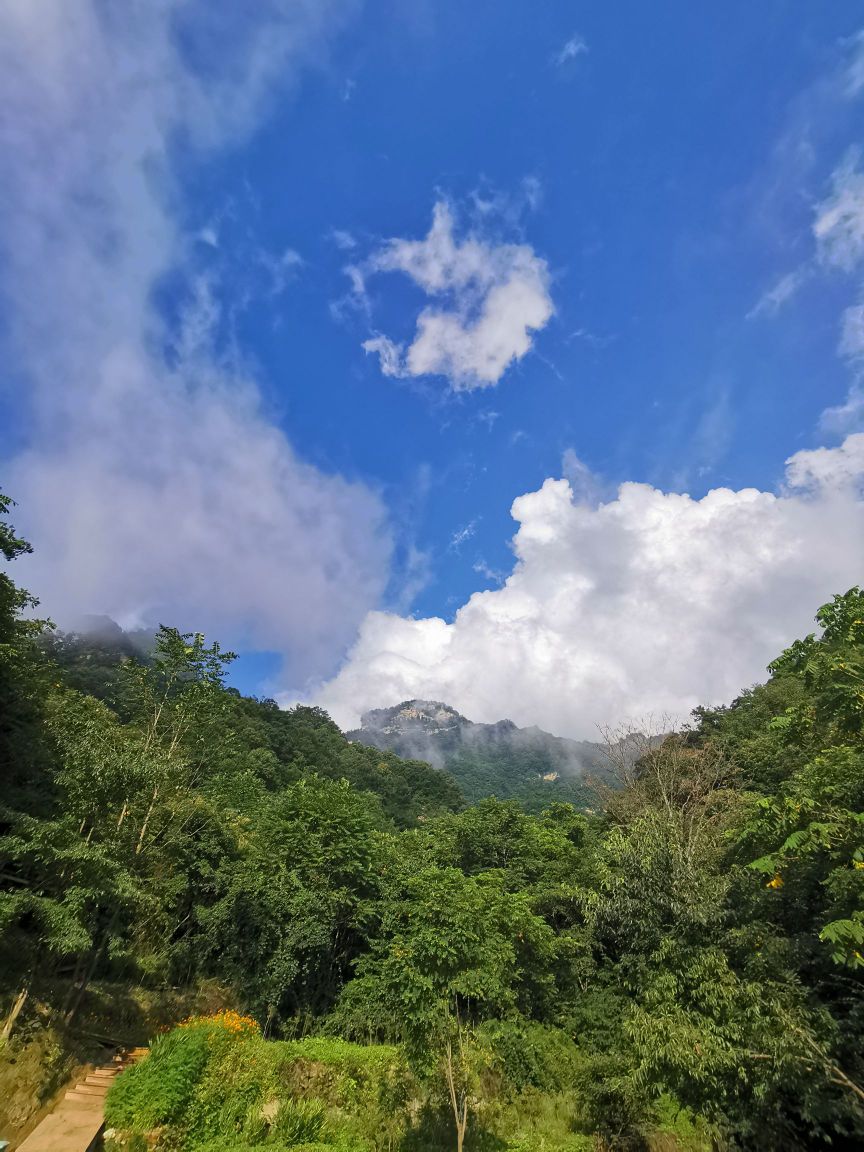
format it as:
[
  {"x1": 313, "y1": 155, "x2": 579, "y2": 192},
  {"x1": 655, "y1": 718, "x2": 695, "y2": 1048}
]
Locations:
[
  {"x1": 1, "y1": 487, "x2": 864, "y2": 1150},
  {"x1": 347, "y1": 701, "x2": 609, "y2": 810}
]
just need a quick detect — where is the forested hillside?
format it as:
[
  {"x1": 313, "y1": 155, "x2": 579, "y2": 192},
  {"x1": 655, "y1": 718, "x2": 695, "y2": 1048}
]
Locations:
[
  {"x1": 2, "y1": 487, "x2": 864, "y2": 1151},
  {"x1": 347, "y1": 700, "x2": 609, "y2": 809}
]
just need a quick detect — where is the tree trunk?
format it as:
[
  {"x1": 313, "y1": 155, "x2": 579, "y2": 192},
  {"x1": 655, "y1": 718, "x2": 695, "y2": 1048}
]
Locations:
[
  {"x1": 456, "y1": 1113, "x2": 466, "y2": 1152},
  {"x1": 444, "y1": 1038, "x2": 469, "y2": 1152},
  {"x1": 135, "y1": 784, "x2": 159, "y2": 855},
  {"x1": 61, "y1": 951, "x2": 87, "y2": 1016},
  {"x1": 65, "y1": 917, "x2": 115, "y2": 1025},
  {"x1": 1, "y1": 985, "x2": 29, "y2": 1044}
]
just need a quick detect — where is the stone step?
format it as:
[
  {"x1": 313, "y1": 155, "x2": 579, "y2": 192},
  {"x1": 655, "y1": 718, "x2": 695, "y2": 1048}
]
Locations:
[
  {"x1": 88, "y1": 1066, "x2": 118, "y2": 1078},
  {"x1": 68, "y1": 1082, "x2": 110, "y2": 1097},
  {"x1": 16, "y1": 1104, "x2": 104, "y2": 1151},
  {"x1": 64, "y1": 1088, "x2": 104, "y2": 1104},
  {"x1": 84, "y1": 1073, "x2": 115, "y2": 1086}
]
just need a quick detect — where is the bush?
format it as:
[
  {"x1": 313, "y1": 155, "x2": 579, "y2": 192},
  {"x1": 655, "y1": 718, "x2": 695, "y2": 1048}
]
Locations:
[
  {"x1": 106, "y1": 1019, "x2": 407, "y2": 1150},
  {"x1": 480, "y1": 1019, "x2": 581, "y2": 1093},
  {"x1": 106, "y1": 1024, "x2": 213, "y2": 1129}
]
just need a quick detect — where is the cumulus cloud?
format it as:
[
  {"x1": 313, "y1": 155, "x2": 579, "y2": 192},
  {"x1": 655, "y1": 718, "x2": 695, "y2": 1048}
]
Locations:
[
  {"x1": 0, "y1": 0, "x2": 390, "y2": 682},
  {"x1": 314, "y1": 436, "x2": 864, "y2": 738},
  {"x1": 358, "y1": 201, "x2": 554, "y2": 390}
]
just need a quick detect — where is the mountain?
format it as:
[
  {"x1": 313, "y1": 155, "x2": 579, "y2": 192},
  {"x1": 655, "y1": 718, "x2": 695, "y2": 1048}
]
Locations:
[{"x1": 346, "y1": 699, "x2": 610, "y2": 810}]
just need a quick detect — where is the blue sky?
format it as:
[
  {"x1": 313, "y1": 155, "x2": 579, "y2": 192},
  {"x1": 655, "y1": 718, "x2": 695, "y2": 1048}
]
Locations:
[{"x1": 2, "y1": 2, "x2": 864, "y2": 737}]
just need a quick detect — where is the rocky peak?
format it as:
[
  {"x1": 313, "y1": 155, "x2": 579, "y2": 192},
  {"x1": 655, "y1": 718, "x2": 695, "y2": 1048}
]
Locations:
[{"x1": 360, "y1": 699, "x2": 467, "y2": 736}]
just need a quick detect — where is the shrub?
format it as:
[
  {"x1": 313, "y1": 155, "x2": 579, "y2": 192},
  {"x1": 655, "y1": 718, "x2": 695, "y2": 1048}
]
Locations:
[
  {"x1": 272, "y1": 1098, "x2": 326, "y2": 1143},
  {"x1": 106, "y1": 1024, "x2": 213, "y2": 1129},
  {"x1": 106, "y1": 1021, "x2": 408, "y2": 1150},
  {"x1": 480, "y1": 1019, "x2": 581, "y2": 1093}
]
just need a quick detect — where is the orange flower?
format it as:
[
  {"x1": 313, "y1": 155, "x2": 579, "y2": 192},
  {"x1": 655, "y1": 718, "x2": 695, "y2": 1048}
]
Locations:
[{"x1": 177, "y1": 1009, "x2": 260, "y2": 1035}]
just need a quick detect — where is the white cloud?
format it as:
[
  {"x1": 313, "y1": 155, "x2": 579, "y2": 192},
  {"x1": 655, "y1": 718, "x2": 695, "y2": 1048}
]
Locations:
[
  {"x1": 554, "y1": 35, "x2": 589, "y2": 67},
  {"x1": 749, "y1": 149, "x2": 864, "y2": 318},
  {"x1": 746, "y1": 36, "x2": 864, "y2": 429},
  {"x1": 314, "y1": 437, "x2": 864, "y2": 738},
  {"x1": 521, "y1": 176, "x2": 543, "y2": 213},
  {"x1": 561, "y1": 449, "x2": 606, "y2": 505},
  {"x1": 821, "y1": 386, "x2": 864, "y2": 436},
  {"x1": 261, "y1": 246, "x2": 304, "y2": 296},
  {"x1": 843, "y1": 30, "x2": 864, "y2": 98},
  {"x1": 784, "y1": 431, "x2": 864, "y2": 489},
  {"x1": 448, "y1": 520, "x2": 479, "y2": 552},
  {"x1": 814, "y1": 149, "x2": 864, "y2": 270},
  {"x1": 747, "y1": 268, "x2": 809, "y2": 319},
  {"x1": 362, "y1": 334, "x2": 405, "y2": 376},
  {"x1": 472, "y1": 559, "x2": 505, "y2": 587},
  {"x1": 821, "y1": 305, "x2": 864, "y2": 434},
  {"x1": 330, "y1": 229, "x2": 358, "y2": 251},
  {"x1": 809, "y1": 151, "x2": 864, "y2": 433},
  {"x1": 359, "y1": 201, "x2": 554, "y2": 390},
  {"x1": 0, "y1": 0, "x2": 390, "y2": 683},
  {"x1": 840, "y1": 303, "x2": 864, "y2": 360}
]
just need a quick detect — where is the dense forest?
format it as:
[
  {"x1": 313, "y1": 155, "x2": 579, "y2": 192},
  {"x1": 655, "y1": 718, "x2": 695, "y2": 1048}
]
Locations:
[{"x1": 1, "y1": 487, "x2": 863, "y2": 1151}]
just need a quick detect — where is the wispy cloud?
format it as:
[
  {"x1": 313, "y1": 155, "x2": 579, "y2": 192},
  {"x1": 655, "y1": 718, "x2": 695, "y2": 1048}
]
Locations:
[
  {"x1": 747, "y1": 267, "x2": 810, "y2": 319},
  {"x1": 554, "y1": 34, "x2": 588, "y2": 67},
  {"x1": 814, "y1": 148, "x2": 864, "y2": 270},
  {"x1": 259, "y1": 246, "x2": 304, "y2": 296},
  {"x1": 472, "y1": 558, "x2": 505, "y2": 586},
  {"x1": 823, "y1": 301, "x2": 864, "y2": 434},
  {"x1": 840, "y1": 302, "x2": 864, "y2": 360},
  {"x1": 568, "y1": 326, "x2": 616, "y2": 349},
  {"x1": 330, "y1": 228, "x2": 358, "y2": 251},
  {"x1": 747, "y1": 38, "x2": 864, "y2": 434},
  {"x1": 813, "y1": 149, "x2": 864, "y2": 433},
  {"x1": 449, "y1": 519, "x2": 479, "y2": 552},
  {"x1": 476, "y1": 410, "x2": 500, "y2": 430},
  {"x1": 842, "y1": 29, "x2": 864, "y2": 97},
  {"x1": 358, "y1": 201, "x2": 554, "y2": 391},
  {"x1": 561, "y1": 449, "x2": 606, "y2": 506}
]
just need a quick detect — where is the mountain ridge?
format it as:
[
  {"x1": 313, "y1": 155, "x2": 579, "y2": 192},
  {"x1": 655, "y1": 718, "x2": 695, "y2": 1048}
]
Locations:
[{"x1": 346, "y1": 698, "x2": 609, "y2": 808}]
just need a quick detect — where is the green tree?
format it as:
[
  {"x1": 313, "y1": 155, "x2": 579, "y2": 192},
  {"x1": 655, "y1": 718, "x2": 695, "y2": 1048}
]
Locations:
[
  {"x1": 198, "y1": 775, "x2": 388, "y2": 1028},
  {"x1": 339, "y1": 865, "x2": 555, "y2": 1151}
]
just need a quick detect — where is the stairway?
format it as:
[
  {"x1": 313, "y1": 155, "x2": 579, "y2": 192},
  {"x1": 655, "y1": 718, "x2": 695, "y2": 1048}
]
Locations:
[{"x1": 14, "y1": 1047, "x2": 148, "y2": 1152}]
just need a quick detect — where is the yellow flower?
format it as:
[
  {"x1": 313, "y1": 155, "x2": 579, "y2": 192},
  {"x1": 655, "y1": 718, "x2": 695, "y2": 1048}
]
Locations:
[{"x1": 767, "y1": 874, "x2": 784, "y2": 889}]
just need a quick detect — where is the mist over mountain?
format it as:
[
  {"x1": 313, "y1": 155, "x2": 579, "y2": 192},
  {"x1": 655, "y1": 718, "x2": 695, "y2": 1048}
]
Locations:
[{"x1": 346, "y1": 699, "x2": 610, "y2": 808}]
